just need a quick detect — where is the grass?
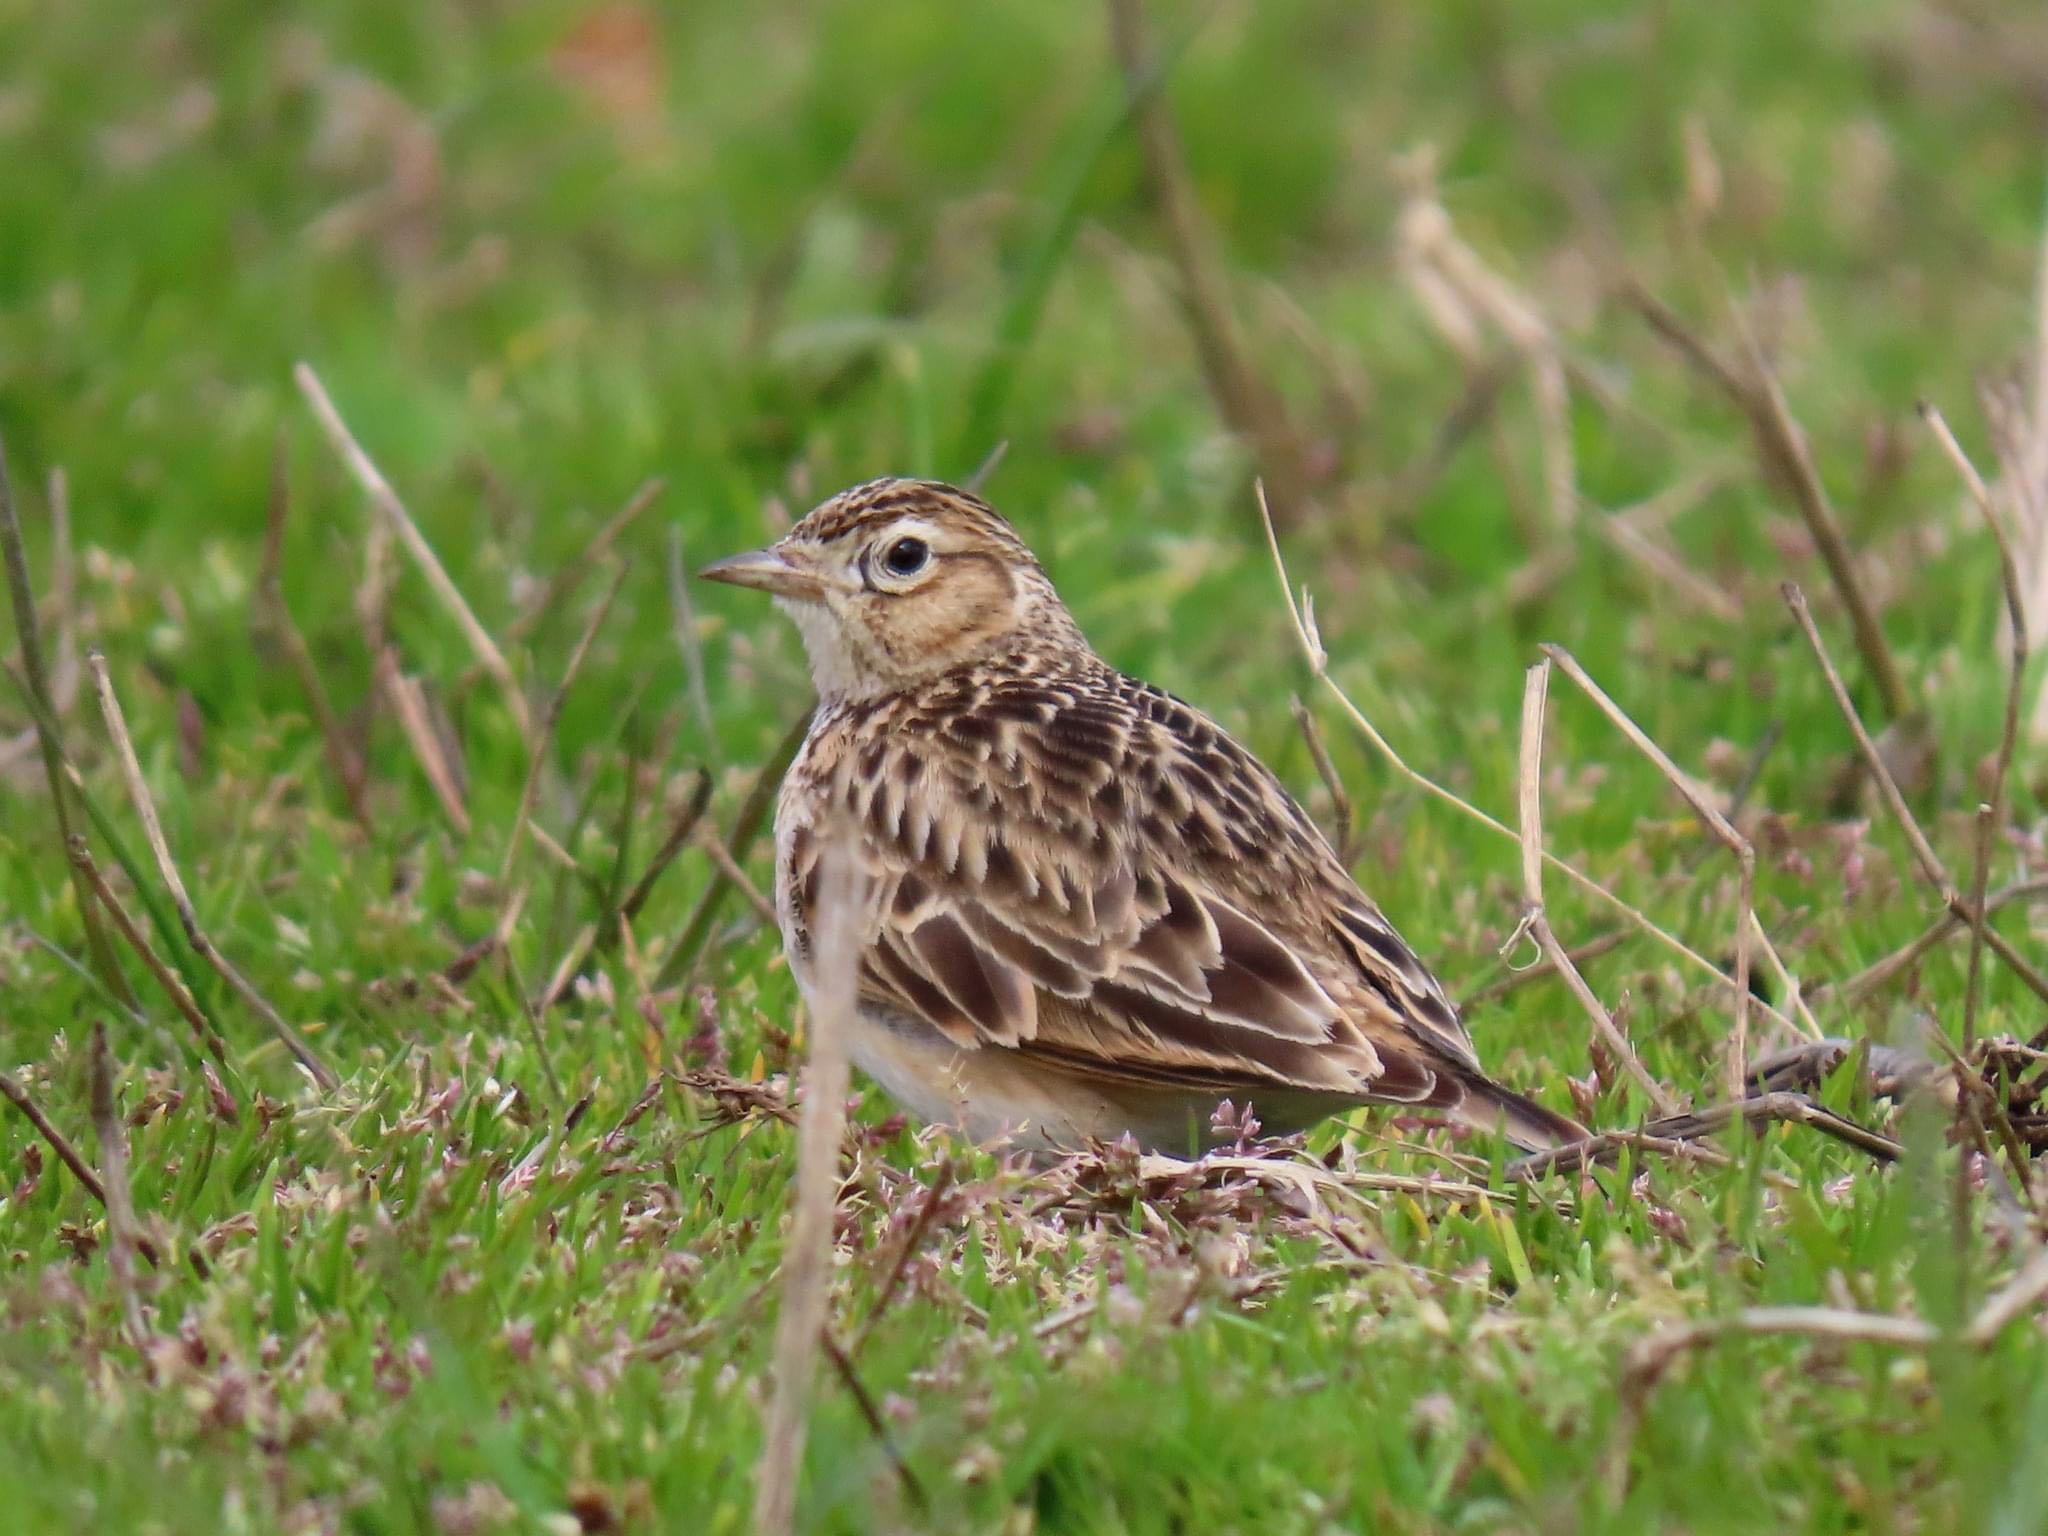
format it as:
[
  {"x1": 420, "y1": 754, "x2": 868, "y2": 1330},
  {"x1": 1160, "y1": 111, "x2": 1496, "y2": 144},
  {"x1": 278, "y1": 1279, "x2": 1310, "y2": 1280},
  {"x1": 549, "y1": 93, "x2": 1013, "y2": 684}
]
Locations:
[{"x1": 3, "y1": 0, "x2": 2048, "y2": 1529}]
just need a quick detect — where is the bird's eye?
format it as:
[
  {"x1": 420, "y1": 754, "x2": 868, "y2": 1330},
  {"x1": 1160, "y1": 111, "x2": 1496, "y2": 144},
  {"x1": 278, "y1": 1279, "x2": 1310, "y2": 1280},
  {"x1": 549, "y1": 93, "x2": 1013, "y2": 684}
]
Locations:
[{"x1": 881, "y1": 536, "x2": 930, "y2": 578}]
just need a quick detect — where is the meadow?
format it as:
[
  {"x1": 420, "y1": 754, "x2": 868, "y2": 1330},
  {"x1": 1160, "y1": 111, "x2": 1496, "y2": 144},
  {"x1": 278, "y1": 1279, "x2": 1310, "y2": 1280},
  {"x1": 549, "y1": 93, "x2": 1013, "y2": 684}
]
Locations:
[{"x1": 4, "y1": 0, "x2": 2048, "y2": 1530}]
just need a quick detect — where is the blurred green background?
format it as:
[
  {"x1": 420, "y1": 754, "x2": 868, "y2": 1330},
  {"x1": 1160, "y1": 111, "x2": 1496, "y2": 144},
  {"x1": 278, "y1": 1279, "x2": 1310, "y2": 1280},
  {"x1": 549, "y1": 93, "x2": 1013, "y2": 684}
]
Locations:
[{"x1": 4, "y1": 0, "x2": 2048, "y2": 1531}]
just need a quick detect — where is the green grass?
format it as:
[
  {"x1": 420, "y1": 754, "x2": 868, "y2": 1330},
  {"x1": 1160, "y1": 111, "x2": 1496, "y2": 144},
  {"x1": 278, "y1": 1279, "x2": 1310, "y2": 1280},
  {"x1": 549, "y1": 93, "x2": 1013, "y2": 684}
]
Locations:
[{"x1": 3, "y1": 0, "x2": 2047, "y2": 1529}]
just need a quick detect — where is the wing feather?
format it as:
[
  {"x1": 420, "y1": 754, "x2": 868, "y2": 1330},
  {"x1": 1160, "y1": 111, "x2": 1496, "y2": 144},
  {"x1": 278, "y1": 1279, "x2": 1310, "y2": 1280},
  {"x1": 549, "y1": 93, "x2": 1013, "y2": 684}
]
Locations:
[{"x1": 784, "y1": 669, "x2": 1483, "y2": 1110}]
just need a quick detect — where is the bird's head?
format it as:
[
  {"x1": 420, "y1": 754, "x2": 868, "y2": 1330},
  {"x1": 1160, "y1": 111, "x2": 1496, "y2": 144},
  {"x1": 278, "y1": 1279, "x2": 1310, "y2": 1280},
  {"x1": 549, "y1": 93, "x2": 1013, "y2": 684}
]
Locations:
[{"x1": 700, "y1": 478, "x2": 1084, "y2": 700}]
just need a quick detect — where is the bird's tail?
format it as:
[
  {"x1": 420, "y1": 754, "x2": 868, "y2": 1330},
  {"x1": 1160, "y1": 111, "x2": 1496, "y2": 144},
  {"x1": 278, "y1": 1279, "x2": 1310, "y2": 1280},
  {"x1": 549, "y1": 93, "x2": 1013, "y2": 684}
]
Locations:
[{"x1": 1449, "y1": 1070, "x2": 1587, "y2": 1153}]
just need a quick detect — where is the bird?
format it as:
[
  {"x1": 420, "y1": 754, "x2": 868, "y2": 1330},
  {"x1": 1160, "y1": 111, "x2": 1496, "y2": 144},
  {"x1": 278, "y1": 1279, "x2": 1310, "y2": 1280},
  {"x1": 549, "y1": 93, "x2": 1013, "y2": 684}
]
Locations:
[{"x1": 700, "y1": 477, "x2": 1585, "y2": 1156}]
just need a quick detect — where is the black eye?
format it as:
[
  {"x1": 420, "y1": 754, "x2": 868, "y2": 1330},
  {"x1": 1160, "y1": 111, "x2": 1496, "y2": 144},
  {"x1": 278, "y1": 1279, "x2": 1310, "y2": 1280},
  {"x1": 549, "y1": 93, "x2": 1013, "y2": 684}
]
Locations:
[{"x1": 881, "y1": 536, "x2": 929, "y2": 577}]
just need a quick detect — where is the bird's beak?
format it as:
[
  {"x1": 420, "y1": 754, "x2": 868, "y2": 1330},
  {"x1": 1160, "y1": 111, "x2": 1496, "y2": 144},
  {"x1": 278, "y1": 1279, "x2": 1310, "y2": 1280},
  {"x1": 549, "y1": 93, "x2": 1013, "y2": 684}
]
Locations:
[{"x1": 697, "y1": 544, "x2": 828, "y2": 602}]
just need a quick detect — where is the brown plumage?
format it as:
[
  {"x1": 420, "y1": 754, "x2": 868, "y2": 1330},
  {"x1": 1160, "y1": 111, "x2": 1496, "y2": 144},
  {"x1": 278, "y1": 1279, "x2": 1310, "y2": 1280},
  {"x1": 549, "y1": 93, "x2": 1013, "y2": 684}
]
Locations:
[{"x1": 701, "y1": 478, "x2": 1585, "y2": 1154}]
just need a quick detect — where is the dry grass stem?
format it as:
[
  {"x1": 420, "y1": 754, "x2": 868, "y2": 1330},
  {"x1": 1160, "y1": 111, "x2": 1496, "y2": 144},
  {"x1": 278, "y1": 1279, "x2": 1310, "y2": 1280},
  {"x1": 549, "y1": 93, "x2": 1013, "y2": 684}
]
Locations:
[
  {"x1": 1624, "y1": 283, "x2": 1911, "y2": 721},
  {"x1": 1921, "y1": 401, "x2": 2029, "y2": 1048},
  {"x1": 1594, "y1": 513, "x2": 1743, "y2": 621},
  {"x1": 0, "y1": 1064, "x2": 108, "y2": 1207},
  {"x1": 508, "y1": 478, "x2": 663, "y2": 644},
  {"x1": 1105, "y1": 0, "x2": 1315, "y2": 526},
  {"x1": 697, "y1": 825, "x2": 779, "y2": 927},
  {"x1": 1516, "y1": 659, "x2": 1679, "y2": 1116},
  {"x1": 535, "y1": 922, "x2": 597, "y2": 1014},
  {"x1": 755, "y1": 836, "x2": 865, "y2": 1536},
  {"x1": 853, "y1": 1159, "x2": 957, "y2": 1355},
  {"x1": 1513, "y1": 1091, "x2": 1902, "y2": 1180},
  {"x1": 1539, "y1": 645, "x2": 1764, "y2": 1085},
  {"x1": 614, "y1": 770, "x2": 714, "y2": 933},
  {"x1": 0, "y1": 437, "x2": 137, "y2": 1007},
  {"x1": 1290, "y1": 695, "x2": 1358, "y2": 865},
  {"x1": 374, "y1": 648, "x2": 470, "y2": 835},
  {"x1": 1822, "y1": 877, "x2": 2048, "y2": 1002},
  {"x1": 502, "y1": 944, "x2": 567, "y2": 1108},
  {"x1": 1396, "y1": 160, "x2": 1575, "y2": 536},
  {"x1": 666, "y1": 524, "x2": 717, "y2": 753},
  {"x1": 1785, "y1": 583, "x2": 2048, "y2": 1008},
  {"x1": 1462, "y1": 925, "x2": 1631, "y2": 1008},
  {"x1": 655, "y1": 710, "x2": 810, "y2": 989},
  {"x1": 69, "y1": 837, "x2": 233, "y2": 1077},
  {"x1": 256, "y1": 442, "x2": 373, "y2": 829},
  {"x1": 1611, "y1": 1252, "x2": 2048, "y2": 1500},
  {"x1": 498, "y1": 558, "x2": 628, "y2": 893},
  {"x1": 293, "y1": 361, "x2": 533, "y2": 743},
  {"x1": 88, "y1": 652, "x2": 339, "y2": 1090},
  {"x1": 88, "y1": 1022, "x2": 148, "y2": 1344},
  {"x1": 1258, "y1": 486, "x2": 1796, "y2": 1038}
]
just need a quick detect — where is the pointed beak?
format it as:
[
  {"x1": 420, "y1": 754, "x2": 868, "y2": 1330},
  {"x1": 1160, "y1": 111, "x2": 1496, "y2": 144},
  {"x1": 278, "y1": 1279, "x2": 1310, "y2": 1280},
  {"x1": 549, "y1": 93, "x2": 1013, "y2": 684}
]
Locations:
[{"x1": 697, "y1": 544, "x2": 828, "y2": 602}]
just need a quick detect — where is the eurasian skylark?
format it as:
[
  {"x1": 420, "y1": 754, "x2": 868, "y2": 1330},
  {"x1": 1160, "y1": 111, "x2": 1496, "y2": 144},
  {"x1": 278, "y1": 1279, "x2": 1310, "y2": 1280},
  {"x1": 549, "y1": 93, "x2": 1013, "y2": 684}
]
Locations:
[{"x1": 702, "y1": 478, "x2": 1584, "y2": 1155}]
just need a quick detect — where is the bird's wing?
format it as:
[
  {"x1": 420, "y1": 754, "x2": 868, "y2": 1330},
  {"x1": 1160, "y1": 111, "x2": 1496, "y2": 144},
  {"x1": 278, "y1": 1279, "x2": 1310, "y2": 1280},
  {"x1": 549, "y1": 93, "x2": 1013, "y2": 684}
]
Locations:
[{"x1": 782, "y1": 671, "x2": 1476, "y2": 1104}]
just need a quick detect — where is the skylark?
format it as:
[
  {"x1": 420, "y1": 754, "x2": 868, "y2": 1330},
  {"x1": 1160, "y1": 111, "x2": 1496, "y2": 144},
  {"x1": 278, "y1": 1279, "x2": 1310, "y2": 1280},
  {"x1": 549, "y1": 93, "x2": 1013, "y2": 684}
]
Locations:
[{"x1": 702, "y1": 478, "x2": 1584, "y2": 1155}]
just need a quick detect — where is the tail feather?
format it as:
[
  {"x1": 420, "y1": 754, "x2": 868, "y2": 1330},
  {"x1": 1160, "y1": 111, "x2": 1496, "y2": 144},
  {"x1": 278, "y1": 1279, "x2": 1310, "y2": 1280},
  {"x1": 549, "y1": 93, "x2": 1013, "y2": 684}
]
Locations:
[{"x1": 1448, "y1": 1070, "x2": 1587, "y2": 1153}]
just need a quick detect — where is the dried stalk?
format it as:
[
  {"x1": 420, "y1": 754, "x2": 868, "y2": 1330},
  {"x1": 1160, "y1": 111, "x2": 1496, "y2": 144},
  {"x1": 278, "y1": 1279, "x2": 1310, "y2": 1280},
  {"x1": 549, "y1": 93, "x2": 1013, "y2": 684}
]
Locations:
[
  {"x1": 1624, "y1": 282, "x2": 1911, "y2": 722},
  {"x1": 1609, "y1": 1246, "x2": 2048, "y2": 1500},
  {"x1": 755, "y1": 837, "x2": 864, "y2": 1536},
  {"x1": 69, "y1": 837, "x2": 233, "y2": 1076},
  {"x1": 1515, "y1": 659, "x2": 1679, "y2": 1116},
  {"x1": 88, "y1": 1022, "x2": 148, "y2": 1344},
  {"x1": 1105, "y1": 0, "x2": 1314, "y2": 525},
  {"x1": 88, "y1": 653, "x2": 339, "y2": 1090},
  {"x1": 499, "y1": 558, "x2": 628, "y2": 894},
  {"x1": 655, "y1": 710, "x2": 810, "y2": 989},
  {"x1": 1786, "y1": 584, "x2": 2048, "y2": 1008},
  {"x1": 374, "y1": 648, "x2": 470, "y2": 834},
  {"x1": 257, "y1": 440, "x2": 373, "y2": 828},
  {"x1": 0, "y1": 1066, "x2": 107, "y2": 1206},
  {"x1": 1290, "y1": 696, "x2": 1358, "y2": 866},
  {"x1": 509, "y1": 478, "x2": 663, "y2": 644},
  {"x1": 1255, "y1": 484, "x2": 1798, "y2": 1037},
  {"x1": 0, "y1": 438, "x2": 137, "y2": 1007},
  {"x1": 294, "y1": 362, "x2": 533, "y2": 742},
  {"x1": 1921, "y1": 401, "x2": 2029, "y2": 1048},
  {"x1": 1540, "y1": 645, "x2": 1768, "y2": 1084}
]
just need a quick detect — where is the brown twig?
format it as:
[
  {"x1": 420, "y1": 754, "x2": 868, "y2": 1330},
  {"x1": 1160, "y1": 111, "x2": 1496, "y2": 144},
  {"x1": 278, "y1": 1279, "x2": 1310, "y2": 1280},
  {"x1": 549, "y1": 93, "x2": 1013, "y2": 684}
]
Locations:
[
  {"x1": 755, "y1": 837, "x2": 864, "y2": 1536},
  {"x1": 1623, "y1": 283, "x2": 1911, "y2": 722},
  {"x1": 88, "y1": 653, "x2": 340, "y2": 1090},
  {"x1": 1514, "y1": 659, "x2": 1680, "y2": 1116},
  {"x1": 1105, "y1": 0, "x2": 1315, "y2": 525},
  {"x1": 256, "y1": 439, "x2": 373, "y2": 829},
  {"x1": 294, "y1": 362, "x2": 533, "y2": 743},
  {"x1": 68, "y1": 837, "x2": 234, "y2": 1079},
  {"x1": 0, "y1": 438, "x2": 137, "y2": 1008},
  {"x1": 88, "y1": 1022, "x2": 148, "y2": 1343}
]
